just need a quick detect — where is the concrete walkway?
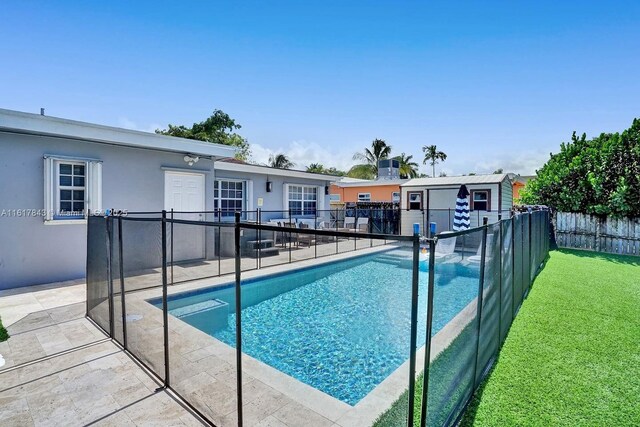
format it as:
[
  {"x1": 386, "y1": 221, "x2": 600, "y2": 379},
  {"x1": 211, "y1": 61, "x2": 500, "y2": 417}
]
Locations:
[{"x1": 0, "y1": 288, "x2": 204, "y2": 426}]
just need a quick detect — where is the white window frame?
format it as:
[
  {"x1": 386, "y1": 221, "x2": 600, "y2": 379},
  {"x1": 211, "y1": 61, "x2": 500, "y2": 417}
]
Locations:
[
  {"x1": 358, "y1": 192, "x2": 371, "y2": 202},
  {"x1": 392, "y1": 191, "x2": 400, "y2": 203},
  {"x1": 214, "y1": 178, "x2": 248, "y2": 219},
  {"x1": 44, "y1": 155, "x2": 102, "y2": 224},
  {"x1": 285, "y1": 184, "x2": 319, "y2": 216},
  {"x1": 329, "y1": 194, "x2": 341, "y2": 202}
]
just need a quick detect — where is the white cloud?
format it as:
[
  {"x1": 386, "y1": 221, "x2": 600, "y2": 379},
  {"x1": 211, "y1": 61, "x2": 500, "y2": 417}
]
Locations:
[
  {"x1": 250, "y1": 140, "x2": 358, "y2": 171},
  {"x1": 470, "y1": 150, "x2": 549, "y2": 176}
]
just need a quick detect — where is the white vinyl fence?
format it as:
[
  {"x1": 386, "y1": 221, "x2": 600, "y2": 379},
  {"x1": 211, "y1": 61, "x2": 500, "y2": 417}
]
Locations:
[{"x1": 554, "y1": 212, "x2": 640, "y2": 256}]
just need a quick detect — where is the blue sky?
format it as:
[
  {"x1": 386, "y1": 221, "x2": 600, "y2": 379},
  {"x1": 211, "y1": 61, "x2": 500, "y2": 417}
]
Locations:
[{"x1": 1, "y1": 1, "x2": 639, "y2": 175}]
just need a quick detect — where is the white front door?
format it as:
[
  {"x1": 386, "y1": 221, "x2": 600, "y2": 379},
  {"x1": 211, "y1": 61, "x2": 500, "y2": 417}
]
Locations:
[{"x1": 164, "y1": 171, "x2": 205, "y2": 261}]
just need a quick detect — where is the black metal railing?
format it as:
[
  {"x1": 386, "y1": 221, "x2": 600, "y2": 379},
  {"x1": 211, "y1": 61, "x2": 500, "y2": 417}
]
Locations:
[{"x1": 85, "y1": 208, "x2": 550, "y2": 427}]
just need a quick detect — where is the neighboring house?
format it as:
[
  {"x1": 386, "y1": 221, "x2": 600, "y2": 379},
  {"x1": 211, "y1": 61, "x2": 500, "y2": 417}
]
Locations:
[
  {"x1": 329, "y1": 179, "x2": 406, "y2": 204},
  {"x1": 399, "y1": 174, "x2": 514, "y2": 235},
  {"x1": 330, "y1": 159, "x2": 408, "y2": 204},
  {"x1": 0, "y1": 108, "x2": 334, "y2": 289},
  {"x1": 508, "y1": 173, "x2": 535, "y2": 202}
]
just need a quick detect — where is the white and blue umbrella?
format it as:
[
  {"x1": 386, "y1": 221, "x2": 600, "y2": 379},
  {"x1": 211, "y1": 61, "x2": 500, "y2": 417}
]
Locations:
[{"x1": 453, "y1": 184, "x2": 470, "y2": 231}]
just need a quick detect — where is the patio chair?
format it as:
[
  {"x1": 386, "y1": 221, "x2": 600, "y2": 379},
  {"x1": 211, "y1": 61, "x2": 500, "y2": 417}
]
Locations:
[
  {"x1": 297, "y1": 223, "x2": 315, "y2": 247},
  {"x1": 349, "y1": 217, "x2": 369, "y2": 233},
  {"x1": 467, "y1": 234, "x2": 493, "y2": 264},
  {"x1": 282, "y1": 222, "x2": 299, "y2": 247},
  {"x1": 433, "y1": 232, "x2": 457, "y2": 260},
  {"x1": 343, "y1": 216, "x2": 355, "y2": 230}
]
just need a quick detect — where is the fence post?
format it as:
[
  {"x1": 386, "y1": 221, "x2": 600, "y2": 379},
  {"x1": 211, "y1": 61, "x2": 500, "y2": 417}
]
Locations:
[
  {"x1": 528, "y1": 212, "x2": 533, "y2": 287},
  {"x1": 288, "y1": 209, "x2": 293, "y2": 264},
  {"x1": 233, "y1": 212, "x2": 244, "y2": 426},
  {"x1": 419, "y1": 234, "x2": 437, "y2": 427},
  {"x1": 497, "y1": 215, "x2": 503, "y2": 345},
  {"x1": 595, "y1": 216, "x2": 602, "y2": 252},
  {"x1": 170, "y1": 208, "x2": 174, "y2": 285},
  {"x1": 118, "y1": 215, "x2": 127, "y2": 349},
  {"x1": 335, "y1": 208, "x2": 339, "y2": 254},
  {"x1": 105, "y1": 214, "x2": 115, "y2": 339},
  {"x1": 407, "y1": 225, "x2": 421, "y2": 427},
  {"x1": 511, "y1": 215, "x2": 516, "y2": 318},
  {"x1": 217, "y1": 209, "x2": 221, "y2": 277},
  {"x1": 161, "y1": 210, "x2": 170, "y2": 388},
  {"x1": 257, "y1": 208, "x2": 261, "y2": 269},
  {"x1": 314, "y1": 208, "x2": 318, "y2": 258},
  {"x1": 472, "y1": 217, "x2": 489, "y2": 387}
]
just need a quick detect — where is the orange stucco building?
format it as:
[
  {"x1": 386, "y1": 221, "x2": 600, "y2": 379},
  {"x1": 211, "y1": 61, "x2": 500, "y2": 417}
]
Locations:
[
  {"x1": 329, "y1": 179, "x2": 407, "y2": 203},
  {"x1": 510, "y1": 175, "x2": 535, "y2": 202}
]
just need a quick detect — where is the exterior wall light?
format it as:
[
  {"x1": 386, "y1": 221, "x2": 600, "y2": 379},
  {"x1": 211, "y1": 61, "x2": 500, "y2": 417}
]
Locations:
[{"x1": 183, "y1": 155, "x2": 200, "y2": 166}]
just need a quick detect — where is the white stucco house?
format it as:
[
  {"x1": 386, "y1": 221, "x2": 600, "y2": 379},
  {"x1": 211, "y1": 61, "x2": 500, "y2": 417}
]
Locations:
[
  {"x1": 400, "y1": 174, "x2": 514, "y2": 235},
  {"x1": 0, "y1": 108, "x2": 335, "y2": 289}
]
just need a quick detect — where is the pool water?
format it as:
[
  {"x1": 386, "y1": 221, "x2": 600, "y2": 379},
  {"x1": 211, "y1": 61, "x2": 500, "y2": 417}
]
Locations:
[{"x1": 156, "y1": 248, "x2": 479, "y2": 405}]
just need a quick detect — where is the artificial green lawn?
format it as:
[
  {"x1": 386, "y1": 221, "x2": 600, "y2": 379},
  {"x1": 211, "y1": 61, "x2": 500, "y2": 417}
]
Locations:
[
  {"x1": 375, "y1": 249, "x2": 640, "y2": 426},
  {"x1": 461, "y1": 249, "x2": 640, "y2": 426},
  {"x1": 0, "y1": 315, "x2": 8, "y2": 342}
]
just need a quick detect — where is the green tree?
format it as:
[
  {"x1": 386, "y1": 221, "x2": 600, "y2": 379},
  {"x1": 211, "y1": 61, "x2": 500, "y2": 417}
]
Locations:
[
  {"x1": 305, "y1": 164, "x2": 346, "y2": 176},
  {"x1": 493, "y1": 168, "x2": 504, "y2": 174},
  {"x1": 521, "y1": 119, "x2": 640, "y2": 217},
  {"x1": 352, "y1": 138, "x2": 392, "y2": 177},
  {"x1": 394, "y1": 153, "x2": 419, "y2": 179},
  {"x1": 325, "y1": 167, "x2": 346, "y2": 176},
  {"x1": 422, "y1": 145, "x2": 447, "y2": 177},
  {"x1": 306, "y1": 163, "x2": 325, "y2": 173},
  {"x1": 347, "y1": 164, "x2": 376, "y2": 179},
  {"x1": 269, "y1": 153, "x2": 294, "y2": 169},
  {"x1": 156, "y1": 109, "x2": 251, "y2": 161}
]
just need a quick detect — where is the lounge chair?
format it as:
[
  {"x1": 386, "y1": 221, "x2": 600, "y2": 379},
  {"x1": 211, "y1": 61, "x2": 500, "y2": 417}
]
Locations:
[
  {"x1": 349, "y1": 217, "x2": 369, "y2": 233},
  {"x1": 343, "y1": 216, "x2": 356, "y2": 230},
  {"x1": 467, "y1": 234, "x2": 493, "y2": 264},
  {"x1": 297, "y1": 223, "x2": 315, "y2": 247},
  {"x1": 434, "y1": 232, "x2": 457, "y2": 260}
]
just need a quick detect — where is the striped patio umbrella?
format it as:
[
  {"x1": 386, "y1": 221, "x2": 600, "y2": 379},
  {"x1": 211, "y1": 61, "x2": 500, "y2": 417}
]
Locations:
[{"x1": 453, "y1": 184, "x2": 471, "y2": 231}]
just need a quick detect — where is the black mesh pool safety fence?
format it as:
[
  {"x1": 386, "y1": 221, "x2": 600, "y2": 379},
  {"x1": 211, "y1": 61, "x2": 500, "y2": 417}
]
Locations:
[{"x1": 85, "y1": 208, "x2": 550, "y2": 427}]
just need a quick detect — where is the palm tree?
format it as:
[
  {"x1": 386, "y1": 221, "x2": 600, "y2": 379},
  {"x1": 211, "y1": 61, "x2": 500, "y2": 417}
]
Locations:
[
  {"x1": 306, "y1": 163, "x2": 325, "y2": 173},
  {"x1": 394, "y1": 153, "x2": 419, "y2": 179},
  {"x1": 347, "y1": 164, "x2": 376, "y2": 180},
  {"x1": 268, "y1": 153, "x2": 294, "y2": 169},
  {"x1": 352, "y1": 138, "x2": 392, "y2": 177},
  {"x1": 422, "y1": 145, "x2": 447, "y2": 177}
]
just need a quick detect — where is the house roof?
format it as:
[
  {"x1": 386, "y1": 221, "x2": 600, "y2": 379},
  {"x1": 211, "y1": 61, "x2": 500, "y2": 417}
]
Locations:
[
  {"x1": 0, "y1": 108, "x2": 237, "y2": 158},
  {"x1": 401, "y1": 173, "x2": 510, "y2": 187},
  {"x1": 215, "y1": 158, "x2": 340, "y2": 182},
  {"x1": 333, "y1": 178, "x2": 409, "y2": 188},
  {"x1": 337, "y1": 177, "x2": 370, "y2": 183},
  {"x1": 508, "y1": 173, "x2": 536, "y2": 184}
]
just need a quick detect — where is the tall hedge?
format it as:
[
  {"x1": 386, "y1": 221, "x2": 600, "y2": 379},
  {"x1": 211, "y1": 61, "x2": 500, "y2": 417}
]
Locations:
[{"x1": 521, "y1": 118, "x2": 640, "y2": 218}]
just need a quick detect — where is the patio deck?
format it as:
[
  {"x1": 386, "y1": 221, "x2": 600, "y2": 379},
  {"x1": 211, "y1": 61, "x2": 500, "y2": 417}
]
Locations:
[{"x1": 0, "y1": 240, "x2": 406, "y2": 426}]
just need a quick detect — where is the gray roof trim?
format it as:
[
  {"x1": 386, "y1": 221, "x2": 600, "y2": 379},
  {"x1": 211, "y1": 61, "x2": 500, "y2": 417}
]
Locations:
[
  {"x1": 214, "y1": 160, "x2": 340, "y2": 181},
  {"x1": 0, "y1": 108, "x2": 237, "y2": 158}
]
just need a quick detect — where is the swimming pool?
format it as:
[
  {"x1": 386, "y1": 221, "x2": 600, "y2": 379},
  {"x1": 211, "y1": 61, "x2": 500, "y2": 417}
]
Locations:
[{"x1": 153, "y1": 248, "x2": 479, "y2": 405}]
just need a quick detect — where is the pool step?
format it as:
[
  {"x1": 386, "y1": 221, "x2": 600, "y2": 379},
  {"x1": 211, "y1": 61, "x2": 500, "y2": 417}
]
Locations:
[{"x1": 169, "y1": 299, "x2": 229, "y2": 333}]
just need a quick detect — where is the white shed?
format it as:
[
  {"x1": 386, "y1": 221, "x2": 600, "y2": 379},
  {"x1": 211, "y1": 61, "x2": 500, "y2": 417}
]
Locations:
[{"x1": 400, "y1": 174, "x2": 513, "y2": 235}]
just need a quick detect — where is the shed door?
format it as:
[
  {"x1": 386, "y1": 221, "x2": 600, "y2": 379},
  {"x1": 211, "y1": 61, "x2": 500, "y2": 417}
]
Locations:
[{"x1": 164, "y1": 171, "x2": 205, "y2": 262}]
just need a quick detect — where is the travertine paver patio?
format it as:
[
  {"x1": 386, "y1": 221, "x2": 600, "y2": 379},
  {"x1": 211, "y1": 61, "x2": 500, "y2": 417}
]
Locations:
[
  {"x1": 0, "y1": 240, "x2": 471, "y2": 426},
  {"x1": 0, "y1": 302, "x2": 204, "y2": 426}
]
